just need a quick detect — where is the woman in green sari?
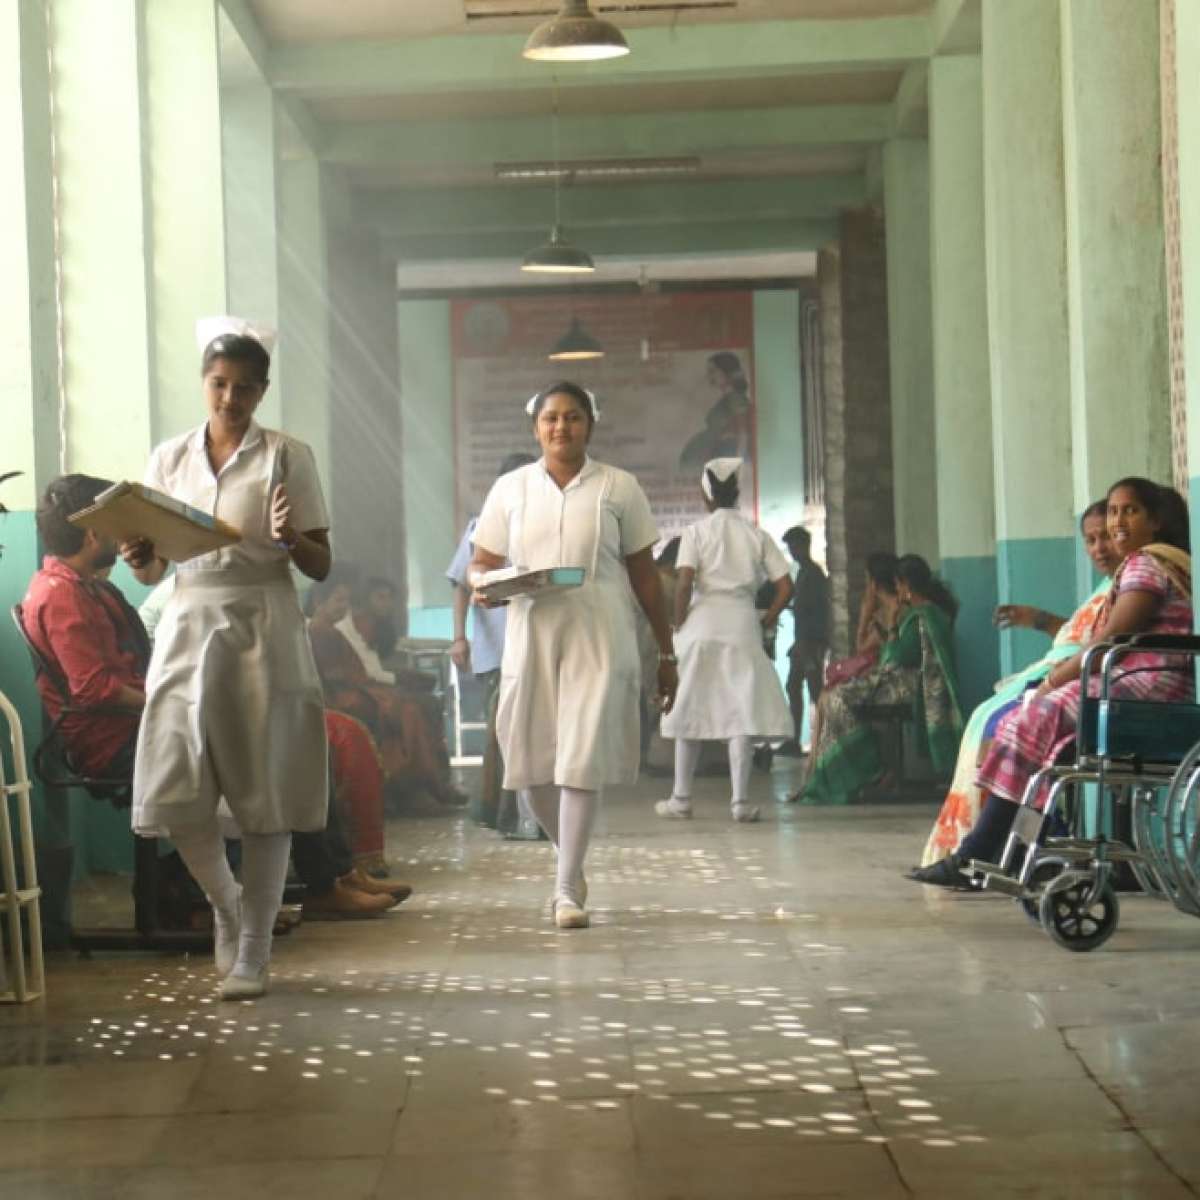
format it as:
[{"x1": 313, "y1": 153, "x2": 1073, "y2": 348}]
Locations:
[{"x1": 792, "y1": 556, "x2": 962, "y2": 806}]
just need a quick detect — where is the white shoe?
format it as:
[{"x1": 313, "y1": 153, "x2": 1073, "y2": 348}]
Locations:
[
  {"x1": 213, "y1": 889, "x2": 242, "y2": 977},
  {"x1": 731, "y1": 804, "x2": 761, "y2": 823},
  {"x1": 553, "y1": 897, "x2": 590, "y2": 929},
  {"x1": 655, "y1": 798, "x2": 693, "y2": 819},
  {"x1": 219, "y1": 965, "x2": 269, "y2": 1001}
]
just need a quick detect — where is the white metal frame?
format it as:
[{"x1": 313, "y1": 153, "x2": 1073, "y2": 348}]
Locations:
[
  {"x1": 0, "y1": 688, "x2": 45, "y2": 1002},
  {"x1": 449, "y1": 660, "x2": 486, "y2": 768}
]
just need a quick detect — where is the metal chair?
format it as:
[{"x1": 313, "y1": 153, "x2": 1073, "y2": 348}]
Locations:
[
  {"x1": 970, "y1": 633, "x2": 1200, "y2": 951},
  {"x1": 10, "y1": 603, "x2": 208, "y2": 954}
]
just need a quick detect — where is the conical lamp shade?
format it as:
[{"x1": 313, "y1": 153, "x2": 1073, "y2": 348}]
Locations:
[
  {"x1": 523, "y1": 0, "x2": 630, "y2": 62},
  {"x1": 548, "y1": 316, "x2": 604, "y2": 361},
  {"x1": 521, "y1": 225, "x2": 596, "y2": 274}
]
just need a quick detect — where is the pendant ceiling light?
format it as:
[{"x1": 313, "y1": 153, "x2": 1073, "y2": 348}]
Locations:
[
  {"x1": 521, "y1": 81, "x2": 596, "y2": 275},
  {"x1": 548, "y1": 316, "x2": 604, "y2": 361},
  {"x1": 523, "y1": 1, "x2": 630, "y2": 63}
]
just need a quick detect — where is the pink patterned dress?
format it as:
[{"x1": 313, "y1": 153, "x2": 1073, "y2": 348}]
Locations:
[{"x1": 976, "y1": 549, "x2": 1193, "y2": 807}]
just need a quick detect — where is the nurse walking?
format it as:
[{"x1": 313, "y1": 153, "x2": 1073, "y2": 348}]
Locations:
[
  {"x1": 469, "y1": 383, "x2": 677, "y2": 929},
  {"x1": 123, "y1": 318, "x2": 332, "y2": 999},
  {"x1": 658, "y1": 459, "x2": 793, "y2": 822}
]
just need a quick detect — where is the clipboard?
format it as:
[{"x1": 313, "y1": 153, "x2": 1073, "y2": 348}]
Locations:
[
  {"x1": 475, "y1": 566, "x2": 586, "y2": 603},
  {"x1": 69, "y1": 482, "x2": 241, "y2": 563}
]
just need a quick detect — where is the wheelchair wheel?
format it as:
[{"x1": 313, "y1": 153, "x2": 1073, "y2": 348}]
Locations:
[
  {"x1": 1038, "y1": 879, "x2": 1119, "y2": 952},
  {"x1": 1021, "y1": 857, "x2": 1068, "y2": 926}
]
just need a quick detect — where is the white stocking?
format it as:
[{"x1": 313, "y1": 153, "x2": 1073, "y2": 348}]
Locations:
[
  {"x1": 172, "y1": 819, "x2": 240, "y2": 926},
  {"x1": 521, "y1": 784, "x2": 560, "y2": 845},
  {"x1": 672, "y1": 739, "x2": 703, "y2": 806},
  {"x1": 729, "y1": 736, "x2": 754, "y2": 805},
  {"x1": 556, "y1": 786, "x2": 598, "y2": 904},
  {"x1": 235, "y1": 832, "x2": 292, "y2": 975}
]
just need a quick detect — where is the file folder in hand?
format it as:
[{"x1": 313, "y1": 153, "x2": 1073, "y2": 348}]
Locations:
[
  {"x1": 69, "y1": 482, "x2": 241, "y2": 563},
  {"x1": 474, "y1": 566, "x2": 586, "y2": 604}
]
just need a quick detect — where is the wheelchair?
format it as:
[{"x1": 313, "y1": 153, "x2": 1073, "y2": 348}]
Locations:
[{"x1": 969, "y1": 633, "x2": 1200, "y2": 952}]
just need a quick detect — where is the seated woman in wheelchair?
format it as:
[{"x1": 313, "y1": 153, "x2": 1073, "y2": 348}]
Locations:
[
  {"x1": 914, "y1": 500, "x2": 1121, "y2": 868},
  {"x1": 910, "y1": 477, "x2": 1192, "y2": 889}
]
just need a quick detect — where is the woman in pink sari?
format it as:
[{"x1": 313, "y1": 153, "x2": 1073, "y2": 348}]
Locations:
[{"x1": 910, "y1": 478, "x2": 1192, "y2": 889}]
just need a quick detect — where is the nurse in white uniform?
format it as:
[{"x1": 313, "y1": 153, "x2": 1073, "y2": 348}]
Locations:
[
  {"x1": 469, "y1": 383, "x2": 677, "y2": 929},
  {"x1": 122, "y1": 317, "x2": 331, "y2": 999},
  {"x1": 658, "y1": 458, "x2": 793, "y2": 822}
]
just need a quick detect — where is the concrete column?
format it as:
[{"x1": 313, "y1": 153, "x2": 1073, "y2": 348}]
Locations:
[
  {"x1": 929, "y1": 54, "x2": 998, "y2": 710},
  {"x1": 221, "y1": 83, "x2": 283, "y2": 428},
  {"x1": 1, "y1": 0, "x2": 60, "y2": 509},
  {"x1": 398, "y1": 299, "x2": 454, "y2": 616},
  {"x1": 982, "y1": 0, "x2": 1076, "y2": 673},
  {"x1": 49, "y1": 0, "x2": 154, "y2": 480},
  {"x1": 143, "y1": 0, "x2": 227, "y2": 443},
  {"x1": 278, "y1": 154, "x2": 332, "y2": 494},
  {"x1": 882, "y1": 137, "x2": 938, "y2": 564},
  {"x1": 1061, "y1": 0, "x2": 1170, "y2": 593},
  {"x1": 1178, "y1": 2, "x2": 1200, "y2": 567}
]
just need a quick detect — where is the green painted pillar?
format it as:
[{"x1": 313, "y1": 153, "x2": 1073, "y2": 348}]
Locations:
[
  {"x1": 1178, "y1": 1, "x2": 1200, "y2": 573},
  {"x1": 49, "y1": 0, "x2": 154, "y2": 481},
  {"x1": 1061, "y1": 0, "x2": 1170, "y2": 594},
  {"x1": 221, "y1": 83, "x2": 283, "y2": 428},
  {"x1": 398, "y1": 299, "x2": 454, "y2": 617},
  {"x1": 144, "y1": 0, "x2": 227, "y2": 443},
  {"x1": 882, "y1": 137, "x2": 939, "y2": 565},
  {"x1": 982, "y1": 0, "x2": 1076, "y2": 673},
  {"x1": 278, "y1": 153, "x2": 332, "y2": 495},
  {"x1": 929, "y1": 54, "x2": 998, "y2": 710}
]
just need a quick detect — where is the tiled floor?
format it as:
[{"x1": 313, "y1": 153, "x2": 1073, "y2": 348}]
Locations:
[{"x1": 3, "y1": 763, "x2": 1200, "y2": 1199}]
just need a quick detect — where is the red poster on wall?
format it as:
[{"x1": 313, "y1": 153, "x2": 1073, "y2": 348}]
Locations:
[{"x1": 451, "y1": 290, "x2": 757, "y2": 547}]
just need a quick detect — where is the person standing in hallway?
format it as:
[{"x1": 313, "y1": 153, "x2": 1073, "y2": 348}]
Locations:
[
  {"x1": 468, "y1": 382, "x2": 677, "y2": 929},
  {"x1": 781, "y1": 525, "x2": 829, "y2": 755},
  {"x1": 447, "y1": 451, "x2": 537, "y2": 832},
  {"x1": 122, "y1": 318, "x2": 331, "y2": 1000},
  {"x1": 657, "y1": 459, "x2": 794, "y2": 823}
]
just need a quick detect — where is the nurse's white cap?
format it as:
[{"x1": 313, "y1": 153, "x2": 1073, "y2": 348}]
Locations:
[
  {"x1": 196, "y1": 315, "x2": 277, "y2": 356},
  {"x1": 701, "y1": 456, "x2": 743, "y2": 500},
  {"x1": 525, "y1": 386, "x2": 601, "y2": 422}
]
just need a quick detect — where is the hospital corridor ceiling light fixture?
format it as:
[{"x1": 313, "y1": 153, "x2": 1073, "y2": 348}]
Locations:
[
  {"x1": 548, "y1": 316, "x2": 605, "y2": 361},
  {"x1": 522, "y1": 1, "x2": 631, "y2": 62},
  {"x1": 522, "y1": 224, "x2": 596, "y2": 274}
]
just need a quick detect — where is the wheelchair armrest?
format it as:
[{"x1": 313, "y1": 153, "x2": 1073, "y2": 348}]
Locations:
[{"x1": 1113, "y1": 634, "x2": 1200, "y2": 652}]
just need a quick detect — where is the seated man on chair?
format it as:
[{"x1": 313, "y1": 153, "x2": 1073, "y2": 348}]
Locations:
[{"x1": 23, "y1": 474, "x2": 147, "y2": 781}]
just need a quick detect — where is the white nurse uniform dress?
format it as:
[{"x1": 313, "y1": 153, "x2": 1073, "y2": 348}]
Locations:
[
  {"x1": 132, "y1": 420, "x2": 329, "y2": 838},
  {"x1": 661, "y1": 509, "x2": 794, "y2": 742},
  {"x1": 472, "y1": 457, "x2": 658, "y2": 792}
]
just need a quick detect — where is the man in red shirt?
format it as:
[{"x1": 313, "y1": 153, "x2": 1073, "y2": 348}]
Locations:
[{"x1": 22, "y1": 475, "x2": 148, "y2": 780}]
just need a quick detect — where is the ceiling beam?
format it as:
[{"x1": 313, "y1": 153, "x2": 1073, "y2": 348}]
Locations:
[
  {"x1": 323, "y1": 104, "x2": 893, "y2": 168},
  {"x1": 892, "y1": 62, "x2": 928, "y2": 136},
  {"x1": 217, "y1": 0, "x2": 327, "y2": 152},
  {"x1": 931, "y1": 0, "x2": 982, "y2": 55},
  {"x1": 357, "y1": 175, "x2": 864, "y2": 237},
  {"x1": 382, "y1": 218, "x2": 839, "y2": 263},
  {"x1": 269, "y1": 17, "x2": 932, "y2": 97}
]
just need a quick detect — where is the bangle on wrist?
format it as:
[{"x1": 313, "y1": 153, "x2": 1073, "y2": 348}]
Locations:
[{"x1": 659, "y1": 652, "x2": 678, "y2": 665}]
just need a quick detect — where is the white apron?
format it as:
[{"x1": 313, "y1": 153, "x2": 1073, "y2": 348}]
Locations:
[
  {"x1": 478, "y1": 460, "x2": 657, "y2": 792},
  {"x1": 661, "y1": 511, "x2": 794, "y2": 742},
  {"x1": 131, "y1": 422, "x2": 329, "y2": 837}
]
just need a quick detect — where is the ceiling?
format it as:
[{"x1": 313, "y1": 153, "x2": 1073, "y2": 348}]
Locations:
[
  {"x1": 249, "y1": 0, "x2": 931, "y2": 45},
  {"x1": 225, "y1": 0, "x2": 977, "y2": 284}
]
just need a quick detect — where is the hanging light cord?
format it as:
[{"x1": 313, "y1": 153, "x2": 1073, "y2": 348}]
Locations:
[{"x1": 552, "y1": 75, "x2": 562, "y2": 227}]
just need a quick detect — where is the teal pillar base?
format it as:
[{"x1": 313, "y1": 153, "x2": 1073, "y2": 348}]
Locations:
[
  {"x1": 941, "y1": 553, "x2": 1000, "y2": 714},
  {"x1": 996, "y1": 536, "x2": 1078, "y2": 675}
]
